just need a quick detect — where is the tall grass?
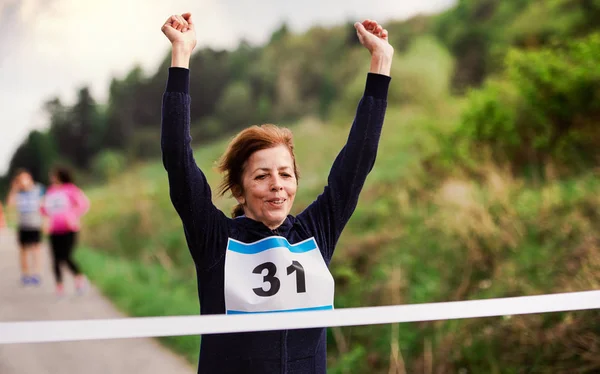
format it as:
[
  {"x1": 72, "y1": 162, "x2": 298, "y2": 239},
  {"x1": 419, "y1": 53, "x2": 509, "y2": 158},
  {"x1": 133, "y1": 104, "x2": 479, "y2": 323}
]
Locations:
[{"x1": 75, "y1": 247, "x2": 201, "y2": 363}]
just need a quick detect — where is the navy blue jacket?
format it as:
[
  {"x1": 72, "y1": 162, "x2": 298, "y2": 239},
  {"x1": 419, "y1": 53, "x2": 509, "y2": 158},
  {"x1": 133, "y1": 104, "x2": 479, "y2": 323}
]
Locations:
[{"x1": 161, "y1": 67, "x2": 390, "y2": 373}]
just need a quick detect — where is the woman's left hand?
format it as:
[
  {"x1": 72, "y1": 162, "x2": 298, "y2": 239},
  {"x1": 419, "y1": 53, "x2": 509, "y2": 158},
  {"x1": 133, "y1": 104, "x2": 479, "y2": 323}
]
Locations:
[{"x1": 354, "y1": 20, "x2": 394, "y2": 59}]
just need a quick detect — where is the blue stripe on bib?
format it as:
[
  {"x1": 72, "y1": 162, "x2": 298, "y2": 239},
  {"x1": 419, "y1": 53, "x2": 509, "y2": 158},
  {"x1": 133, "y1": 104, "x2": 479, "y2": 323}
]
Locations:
[
  {"x1": 227, "y1": 305, "x2": 333, "y2": 314},
  {"x1": 227, "y1": 237, "x2": 318, "y2": 254}
]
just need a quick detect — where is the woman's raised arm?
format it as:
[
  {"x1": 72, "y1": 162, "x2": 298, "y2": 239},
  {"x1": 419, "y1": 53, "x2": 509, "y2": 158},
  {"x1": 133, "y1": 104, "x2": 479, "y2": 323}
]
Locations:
[
  {"x1": 297, "y1": 20, "x2": 393, "y2": 261},
  {"x1": 160, "y1": 13, "x2": 228, "y2": 266}
]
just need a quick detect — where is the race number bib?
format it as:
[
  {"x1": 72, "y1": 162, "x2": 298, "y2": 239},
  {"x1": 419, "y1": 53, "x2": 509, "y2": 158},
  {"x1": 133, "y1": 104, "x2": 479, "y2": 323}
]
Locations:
[
  {"x1": 224, "y1": 236, "x2": 334, "y2": 314},
  {"x1": 44, "y1": 192, "x2": 70, "y2": 215}
]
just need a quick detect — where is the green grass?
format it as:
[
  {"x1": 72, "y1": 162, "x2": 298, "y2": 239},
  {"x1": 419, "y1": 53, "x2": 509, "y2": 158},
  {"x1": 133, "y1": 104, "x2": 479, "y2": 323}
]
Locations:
[{"x1": 75, "y1": 246, "x2": 201, "y2": 363}]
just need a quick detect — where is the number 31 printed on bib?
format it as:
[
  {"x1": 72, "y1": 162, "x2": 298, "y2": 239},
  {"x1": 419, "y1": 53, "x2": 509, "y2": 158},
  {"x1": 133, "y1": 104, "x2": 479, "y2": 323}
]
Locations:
[{"x1": 224, "y1": 236, "x2": 335, "y2": 314}]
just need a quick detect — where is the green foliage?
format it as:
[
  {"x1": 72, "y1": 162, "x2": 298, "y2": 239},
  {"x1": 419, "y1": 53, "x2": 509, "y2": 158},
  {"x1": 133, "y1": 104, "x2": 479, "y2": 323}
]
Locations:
[
  {"x1": 385, "y1": 15, "x2": 434, "y2": 53},
  {"x1": 72, "y1": 87, "x2": 106, "y2": 167},
  {"x1": 91, "y1": 150, "x2": 126, "y2": 181},
  {"x1": 76, "y1": 247, "x2": 200, "y2": 363},
  {"x1": 507, "y1": 0, "x2": 586, "y2": 47},
  {"x1": 216, "y1": 80, "x2": 255, "y2": 129},
  {"x1": 7, "y1": 130, "x2": 58, "y2": 185},
  {"x1": 329, "y1": 345, "x2": 368, "y2": 374},
  {"x1": 507, "y1": 0, "x2": 600, "y2": 48},
  {"x1": 269, "y1": 23, "x2": 290, "y2": 44},
  {"x1": 453, "y1": 33, "x2": 600, "y2": 174},
  {"x1": 46, "y1": 87, "x2": 105, "y2": 169},
  {"x1": 129, "y1": 128, "x2": 163, "y2": 160},
  {"x1": 433, "y1": 0, "x2": 600, "y2": 91},
  {"x1": 329, "y1": 36, "x2": 453, "y2": 125},
  {"x1": 389, "y1": 36, "x2": 454, "y2": 107},
  {"x1": 433, "y1": 0, "x2": 534, "y2": 90},
  {"x1": 104, "y1": 66, "x2": 149, "y2": 149},
  {"x1": 188, "y1": 49, "x2": 233, "y2": 123},
  {"x1": 191, "y1": 116, "x2": 223, "y2": 141}
]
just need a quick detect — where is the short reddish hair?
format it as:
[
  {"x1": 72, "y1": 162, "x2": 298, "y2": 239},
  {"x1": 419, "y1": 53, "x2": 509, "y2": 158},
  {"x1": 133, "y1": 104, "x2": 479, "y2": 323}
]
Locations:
[{"x1": 216, "y1": 124, "x2": 299, "y2": 218}]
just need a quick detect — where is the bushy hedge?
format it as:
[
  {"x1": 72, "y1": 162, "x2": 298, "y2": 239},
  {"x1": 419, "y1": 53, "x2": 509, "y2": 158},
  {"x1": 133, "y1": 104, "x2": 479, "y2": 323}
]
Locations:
[{"x1": 454, "y1": 33, "x2": 600, "y2": 175}]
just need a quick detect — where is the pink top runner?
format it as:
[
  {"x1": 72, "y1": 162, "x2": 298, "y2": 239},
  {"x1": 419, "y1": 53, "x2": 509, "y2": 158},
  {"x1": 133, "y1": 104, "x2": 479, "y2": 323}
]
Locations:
[{"x1": 41, "y1": 183, "x2": 90, "y2": 234}]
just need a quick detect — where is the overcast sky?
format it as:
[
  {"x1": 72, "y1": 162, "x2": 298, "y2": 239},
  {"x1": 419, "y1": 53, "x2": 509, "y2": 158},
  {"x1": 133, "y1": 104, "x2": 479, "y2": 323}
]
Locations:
[{"x1": 0, "y1": 0, "x2": 455, "y2": 175}]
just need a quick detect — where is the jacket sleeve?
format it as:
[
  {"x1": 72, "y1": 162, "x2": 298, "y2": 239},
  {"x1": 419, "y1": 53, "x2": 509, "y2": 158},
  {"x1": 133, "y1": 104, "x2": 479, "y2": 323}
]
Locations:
[
  {"x1": 71, "y1": 186, "x2": 90, "y2": 217},
  {"x1": 297, "y1": 73, "x2": 390, "y2": 262},
  {"x1": 161, "y1": 67, "x2": 228, "y2": 267}
]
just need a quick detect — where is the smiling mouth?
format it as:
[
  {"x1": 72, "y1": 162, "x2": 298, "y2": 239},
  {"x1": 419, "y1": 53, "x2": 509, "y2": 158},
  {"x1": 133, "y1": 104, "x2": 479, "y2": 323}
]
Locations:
[{"x1": 266, "y1": 199, "x2": 286, "y2": 205}]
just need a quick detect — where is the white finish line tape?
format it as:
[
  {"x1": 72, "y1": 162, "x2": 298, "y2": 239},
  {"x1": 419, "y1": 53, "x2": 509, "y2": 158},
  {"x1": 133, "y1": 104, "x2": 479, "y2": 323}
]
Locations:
[{"x1": 1, "y1": 290, "x2": 599, "y2": 344}]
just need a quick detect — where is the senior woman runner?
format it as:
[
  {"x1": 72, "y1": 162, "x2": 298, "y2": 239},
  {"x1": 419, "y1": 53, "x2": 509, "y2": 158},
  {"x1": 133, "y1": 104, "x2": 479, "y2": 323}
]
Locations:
[{"x1": 161, "y1": 12, "x2": 393, "y2": 374}]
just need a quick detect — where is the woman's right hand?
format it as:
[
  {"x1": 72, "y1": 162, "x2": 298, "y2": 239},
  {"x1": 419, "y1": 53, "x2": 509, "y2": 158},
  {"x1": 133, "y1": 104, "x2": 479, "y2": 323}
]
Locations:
[{"x1": 161, "y1": 13, "x2": 196, "y2": 68}]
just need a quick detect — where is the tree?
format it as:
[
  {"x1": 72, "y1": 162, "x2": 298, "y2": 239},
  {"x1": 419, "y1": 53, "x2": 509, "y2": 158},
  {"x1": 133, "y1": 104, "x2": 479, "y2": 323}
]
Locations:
[
  {"x1": 269, "y1": 23, "x2": 290, "y2": 44},
  {"x1": 46, "y1": 87, "x2": 102, "y2": 170},
  {"x1": 104, "y1": 67, "x2": 146, "y2": 149},
  {"x1": 71, "y1": 87, "x2": 103, "y2": 168},
  {"x1": 7, "y1": 130, "x2": 57, "y2": 185}
]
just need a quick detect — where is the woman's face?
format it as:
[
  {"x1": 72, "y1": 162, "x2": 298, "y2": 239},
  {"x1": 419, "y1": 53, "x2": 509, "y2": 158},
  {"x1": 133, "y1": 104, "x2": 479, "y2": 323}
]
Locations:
[
  {"x1": 237, "y1": 145, "x2": 297, "y2": 230},
  {"x1": 15, "y1": 173, "x2": 33, "y2": 190}
]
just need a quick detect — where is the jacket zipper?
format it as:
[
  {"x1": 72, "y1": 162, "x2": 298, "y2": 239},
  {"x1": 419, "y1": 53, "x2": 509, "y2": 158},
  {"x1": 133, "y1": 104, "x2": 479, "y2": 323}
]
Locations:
[
  {"x1": 274, "y1": 226, "x2": 286, "y2": 373},
  {"x1": 281, "y1": 330, "x2": 288, "y2": 374}
]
